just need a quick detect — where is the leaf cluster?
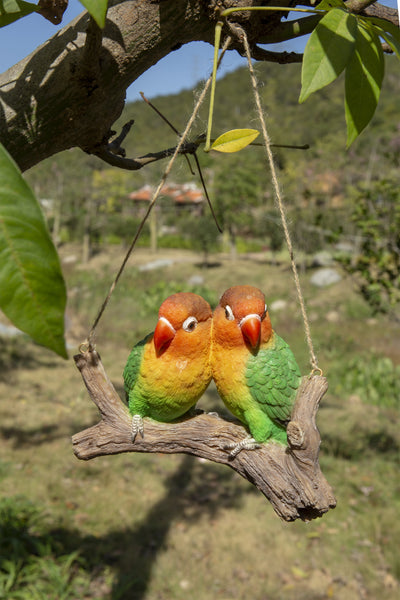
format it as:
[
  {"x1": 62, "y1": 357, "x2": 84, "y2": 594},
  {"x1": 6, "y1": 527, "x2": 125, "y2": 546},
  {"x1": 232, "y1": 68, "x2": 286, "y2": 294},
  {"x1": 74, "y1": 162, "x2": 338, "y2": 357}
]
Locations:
[
  {"x1": 300, "y1": 2, "x2": 400, "y2": 146},
  {"x1": 205, "y1": 2, "x2": 400, "y2": 151}
]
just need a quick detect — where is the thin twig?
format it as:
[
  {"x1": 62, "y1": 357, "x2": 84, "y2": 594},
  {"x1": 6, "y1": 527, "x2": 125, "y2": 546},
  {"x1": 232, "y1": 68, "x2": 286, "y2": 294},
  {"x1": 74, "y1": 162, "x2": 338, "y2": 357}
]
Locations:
[
  {"x1": 248, "y1": 46, "x2": 303, "y2": 64},
  {"x1": 140, "y1": 92, "x2": 180, "y2": 135},
  {"x1": 193, "y1": 153, "x2": 223, "y2": 233},
  {"x1": 140, "y1": 92, "x2": 195, "y2": 174},
  {"x1": 108, "y1": 120, "x2": 135, "y2": 157},
  {"x1": 140, "y1": 94, "x2": 222, "y2": 231}
]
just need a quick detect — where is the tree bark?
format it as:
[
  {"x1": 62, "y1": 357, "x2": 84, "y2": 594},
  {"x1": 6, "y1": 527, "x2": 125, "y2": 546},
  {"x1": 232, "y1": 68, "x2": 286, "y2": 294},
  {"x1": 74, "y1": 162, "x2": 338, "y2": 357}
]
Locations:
[
  {"x1": 0, "y1": 1, "x2": 396, "y2": 172},
  {"x1": 0, "y1": 0, "x2": 277, "y2": 171},
  {"x1": 72, "y1": 348, "x2": 336, "y2": 522}
]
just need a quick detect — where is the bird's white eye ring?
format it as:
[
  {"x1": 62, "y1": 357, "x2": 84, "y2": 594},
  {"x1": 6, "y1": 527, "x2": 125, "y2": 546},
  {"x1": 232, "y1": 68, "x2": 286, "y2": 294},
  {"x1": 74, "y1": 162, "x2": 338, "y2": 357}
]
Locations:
[
  {"x1": 182, "y1": 316, "x2": 198, "y2": 332},
  {"x1": 224, "y1": 305, "x2": 234, "y2": 321},
  {"x1": 261, "y1": 304, "x2": 268, "y2": 320}
]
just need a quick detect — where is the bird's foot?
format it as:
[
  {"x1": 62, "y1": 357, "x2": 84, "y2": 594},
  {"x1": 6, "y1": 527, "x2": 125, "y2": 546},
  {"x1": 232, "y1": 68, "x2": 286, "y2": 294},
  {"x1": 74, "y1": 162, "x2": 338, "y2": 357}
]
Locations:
[
  {"x1": 207, "y1": 411, "x2": 219, "y2": 417},
  {"x1": 131, "y1": 414, "x2": 144, "y2": 442},
  {"x1": 225, "y1": 436, "x2": 261, "y2": 458}
]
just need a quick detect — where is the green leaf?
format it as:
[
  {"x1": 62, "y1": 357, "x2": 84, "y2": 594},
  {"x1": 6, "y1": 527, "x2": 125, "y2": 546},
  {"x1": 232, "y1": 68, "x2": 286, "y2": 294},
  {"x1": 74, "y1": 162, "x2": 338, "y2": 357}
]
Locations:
[
  {"x1": 315, "y1": 0, "x2": 346, "y2": 10},
  {"x1": 79, "y1": 0, "x2": 108, "y2": 28},
  {"x1": 0, "y1": 143, "x2": 67, "y2": 358},
  {"x1": 0, "y1": 0, "x2": 39, "y2": 28},
  {"x1": 211, "y1": 129, "x2": 260, "y2": 153},
  {"x1": 368, "y1": 17, "x2": 400, "y2": 60},
  {"x1": 345, "y1": 23, "x2": 385, "y2": 147},
  {"x1": 299, "y1": 8, "x2": 358, "y2": 103}
]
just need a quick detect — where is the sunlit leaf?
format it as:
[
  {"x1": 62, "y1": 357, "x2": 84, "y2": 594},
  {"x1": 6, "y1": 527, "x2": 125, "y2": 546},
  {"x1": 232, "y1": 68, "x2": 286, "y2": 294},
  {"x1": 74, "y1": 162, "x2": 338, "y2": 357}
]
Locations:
[
  {"x1": 0, "y1": 143, "x2": 67, "y2": 358},
  {"x1": 299, "y1": 8, "x2": 358, "y2": 102},
  {"x1": 368, "y1": 16, "x2": 400, "y2": 60},
  {"x1": 315, "y1": 0, "x2": 346, "y2": 10},
  {"x1": 79, "y1": 0, "x2": 108, "y2": 28},
  {"x1": 211, "y1": 129, "x2": 260, "y2": 153},
  {"x1": 345, "y1": 23, "x2": 384, "y2": 147},
  {"x1": 0, "y1": 0, "x2": 38, "y2": 28}
]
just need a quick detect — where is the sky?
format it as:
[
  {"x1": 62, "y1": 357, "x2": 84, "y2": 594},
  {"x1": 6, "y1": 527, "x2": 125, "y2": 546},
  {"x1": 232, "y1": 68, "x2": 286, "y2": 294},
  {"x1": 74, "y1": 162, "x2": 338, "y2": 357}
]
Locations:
[{"x1": 0, "y1": 0, "x2": 398, "y2": 102}]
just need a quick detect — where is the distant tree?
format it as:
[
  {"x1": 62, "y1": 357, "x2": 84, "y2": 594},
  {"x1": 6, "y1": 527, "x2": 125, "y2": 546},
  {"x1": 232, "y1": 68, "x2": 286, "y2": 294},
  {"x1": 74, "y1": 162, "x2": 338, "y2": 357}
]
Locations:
[
  {"x1": 178, "y1": 213, "x2": 220, "y2": 267},
  {"x1": 213, "y1": 153, "x2": 265, "y2": 260},
  {"x1": 339, "y1": 178, "x2": 400, "y2": 316}
]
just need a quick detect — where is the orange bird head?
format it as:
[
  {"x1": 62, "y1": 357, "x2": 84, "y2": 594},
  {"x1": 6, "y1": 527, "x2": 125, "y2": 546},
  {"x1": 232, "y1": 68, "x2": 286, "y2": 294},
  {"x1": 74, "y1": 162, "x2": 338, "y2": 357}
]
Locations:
[
  {"x1": 153, "y1": 292, "x2": 212, "y2": 356},
  {"x1": 213, "y1": 285, "x2": 273, "y2": 351}
]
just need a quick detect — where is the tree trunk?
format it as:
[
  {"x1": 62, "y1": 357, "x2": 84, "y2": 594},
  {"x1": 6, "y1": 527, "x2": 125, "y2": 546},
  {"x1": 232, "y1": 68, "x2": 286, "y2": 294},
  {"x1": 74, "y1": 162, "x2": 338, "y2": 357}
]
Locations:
[{"x1": 0, "y1": 0, "x2": 220, "y2": 170}]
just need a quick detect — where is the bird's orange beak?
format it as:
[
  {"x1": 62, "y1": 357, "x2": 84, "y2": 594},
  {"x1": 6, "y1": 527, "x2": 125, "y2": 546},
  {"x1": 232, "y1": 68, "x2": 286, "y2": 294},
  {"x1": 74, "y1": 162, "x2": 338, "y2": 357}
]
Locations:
[
  {"x1": 240, "y1": 314, "x2": 261, "y2": 349},
  {"x1": 154, "y1": 317, "x2": 176, "y2": 355}
]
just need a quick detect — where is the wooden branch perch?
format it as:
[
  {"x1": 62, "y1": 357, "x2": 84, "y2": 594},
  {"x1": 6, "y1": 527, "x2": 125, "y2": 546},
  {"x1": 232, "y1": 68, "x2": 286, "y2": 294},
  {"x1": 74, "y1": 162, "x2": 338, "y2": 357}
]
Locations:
[{"x1": 72, "y1": 349, "x2": 336, "y2": 522}]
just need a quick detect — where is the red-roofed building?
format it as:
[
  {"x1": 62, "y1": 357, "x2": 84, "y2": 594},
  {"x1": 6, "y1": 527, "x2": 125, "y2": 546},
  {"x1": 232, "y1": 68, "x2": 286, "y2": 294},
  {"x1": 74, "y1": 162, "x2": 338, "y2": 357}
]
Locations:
[{"x1": 129, "y1": 183, "x2": 204, "y2": 215}]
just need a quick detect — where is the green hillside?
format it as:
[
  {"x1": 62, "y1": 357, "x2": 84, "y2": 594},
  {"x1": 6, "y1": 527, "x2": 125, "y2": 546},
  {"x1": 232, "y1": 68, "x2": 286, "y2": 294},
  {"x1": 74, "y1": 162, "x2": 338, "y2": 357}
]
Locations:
[
  {"x1": 25, "y1": 55, "x2": 399, "y2": 271},
  {"x1": 27, "y1": 54, "x2": 399, "y2": 190}
]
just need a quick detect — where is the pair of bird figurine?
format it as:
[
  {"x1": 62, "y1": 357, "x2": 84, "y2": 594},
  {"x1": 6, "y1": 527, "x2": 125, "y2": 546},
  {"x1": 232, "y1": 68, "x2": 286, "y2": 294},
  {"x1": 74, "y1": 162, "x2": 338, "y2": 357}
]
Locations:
[{"x1": 123, "y1": 285, "x2": 301, "y2": 456}]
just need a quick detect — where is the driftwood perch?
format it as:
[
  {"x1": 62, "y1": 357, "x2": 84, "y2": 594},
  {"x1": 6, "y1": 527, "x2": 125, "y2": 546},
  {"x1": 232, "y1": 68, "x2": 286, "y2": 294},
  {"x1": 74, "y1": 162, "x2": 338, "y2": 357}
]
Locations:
[{"x1": 72, "y1": 349, "x2": 336, "y2": 522}]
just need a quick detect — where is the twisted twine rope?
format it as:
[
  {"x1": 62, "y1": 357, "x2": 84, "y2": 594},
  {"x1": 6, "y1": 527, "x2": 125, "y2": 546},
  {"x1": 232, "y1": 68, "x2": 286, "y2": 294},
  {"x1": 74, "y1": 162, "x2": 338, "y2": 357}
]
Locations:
[
  {"x1": 241, "y1": 29, "x2": 320, "y2": 373},
  {"x1": 84, "y1": 38, "x2": 232, "y2": 350}
]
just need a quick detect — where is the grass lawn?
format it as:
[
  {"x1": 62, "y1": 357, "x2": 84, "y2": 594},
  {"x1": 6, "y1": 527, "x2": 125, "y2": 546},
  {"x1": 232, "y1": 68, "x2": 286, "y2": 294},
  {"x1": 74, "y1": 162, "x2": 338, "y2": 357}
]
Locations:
[{"x1": 1, "y1": 247, "x2": 399, "y2": 599}]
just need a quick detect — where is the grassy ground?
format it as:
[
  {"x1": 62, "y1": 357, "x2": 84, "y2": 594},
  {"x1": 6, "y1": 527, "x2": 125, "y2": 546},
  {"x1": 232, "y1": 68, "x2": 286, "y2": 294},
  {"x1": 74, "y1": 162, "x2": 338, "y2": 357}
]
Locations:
[{"x1": 1, "y1": 246, "x2": 399, "y2": 599}]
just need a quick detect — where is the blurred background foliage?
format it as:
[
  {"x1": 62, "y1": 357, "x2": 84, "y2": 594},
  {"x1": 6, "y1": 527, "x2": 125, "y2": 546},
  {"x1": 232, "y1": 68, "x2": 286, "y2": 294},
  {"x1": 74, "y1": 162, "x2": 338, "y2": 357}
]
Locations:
[{"x1": 25, "y1": 58, "x2": 400, "y2": 317}]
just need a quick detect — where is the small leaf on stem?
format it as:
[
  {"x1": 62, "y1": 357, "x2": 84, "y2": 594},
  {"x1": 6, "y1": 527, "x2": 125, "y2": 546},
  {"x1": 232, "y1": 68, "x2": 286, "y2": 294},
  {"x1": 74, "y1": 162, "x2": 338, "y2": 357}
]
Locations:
[{"x1": 211, "y1": 129, "x2": 260, "y2": 153}]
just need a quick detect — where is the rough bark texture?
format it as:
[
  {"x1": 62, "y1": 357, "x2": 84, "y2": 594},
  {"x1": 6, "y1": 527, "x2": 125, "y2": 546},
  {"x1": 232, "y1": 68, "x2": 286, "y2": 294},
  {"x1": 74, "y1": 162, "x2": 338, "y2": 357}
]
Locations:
[
  {"x1": 72, "y1": 349, "x2": 336, "y2": 522},
  {"x1": 0, "y1": 0, "x2": 397, "y2": 172}
]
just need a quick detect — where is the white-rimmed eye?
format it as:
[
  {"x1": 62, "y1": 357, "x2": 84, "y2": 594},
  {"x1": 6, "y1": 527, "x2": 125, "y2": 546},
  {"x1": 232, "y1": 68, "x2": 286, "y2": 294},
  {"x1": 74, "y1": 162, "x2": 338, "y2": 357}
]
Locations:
[
  {"x1": 261, "y1": 304, "x2": 268, "y2": 320},
  {"x1": 182, "y1": 316, "x2": 198, "y2": 332},
  {"x1": 224, "y1": 304, "x2": 234, "y2": 321}
]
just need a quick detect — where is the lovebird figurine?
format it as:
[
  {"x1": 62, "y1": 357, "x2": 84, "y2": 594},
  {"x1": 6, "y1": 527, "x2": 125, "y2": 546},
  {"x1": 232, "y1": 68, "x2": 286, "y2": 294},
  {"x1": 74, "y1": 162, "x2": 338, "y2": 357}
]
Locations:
[
  {"x1": 211, "y1": 285, "x2": 301, "y2": 456},
  {"x1": 124, "y1": 292, "x2": 212, "y2": 440}
]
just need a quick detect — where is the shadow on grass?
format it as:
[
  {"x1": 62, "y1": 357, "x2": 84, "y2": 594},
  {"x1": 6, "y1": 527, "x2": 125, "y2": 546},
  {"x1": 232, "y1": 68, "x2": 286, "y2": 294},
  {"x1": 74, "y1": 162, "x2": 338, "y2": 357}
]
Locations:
[
  {"x1": 0, "y1": 424, "x2": 62, "y2": 448},
  {"x1": 1, "y1": 455, "x2": 253, "y2": 599},
  {"x1": 193, "y1": 261, "x2": 222, "y2": 269},
  {"x1": 108, "y1": 454, "x2": 251, "y2": 599}
]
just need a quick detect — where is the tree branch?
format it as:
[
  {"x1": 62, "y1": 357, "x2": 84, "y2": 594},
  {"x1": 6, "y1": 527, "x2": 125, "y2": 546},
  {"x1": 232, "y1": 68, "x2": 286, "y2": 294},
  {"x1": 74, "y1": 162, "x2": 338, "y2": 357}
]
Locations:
[
  {"x1": 72, "y1": 349, "x2": 336, "y2": 522},
  {"x1": 90, "y1": 120, "x2": 201, "y2": 170},
  {"x1": 248, "y1": 46, "x2": 303, "y2": 63},
  {"x1": 0, "y1": 1, "x2": 397, "y2": 172}
]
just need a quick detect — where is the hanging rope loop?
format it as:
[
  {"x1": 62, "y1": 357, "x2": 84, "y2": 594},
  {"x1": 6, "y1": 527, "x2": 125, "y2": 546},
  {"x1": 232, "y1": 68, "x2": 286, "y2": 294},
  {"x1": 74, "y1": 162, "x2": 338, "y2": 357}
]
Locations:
[{"x1": 79, "y1": 341, "x2": 91, "y2": 354}]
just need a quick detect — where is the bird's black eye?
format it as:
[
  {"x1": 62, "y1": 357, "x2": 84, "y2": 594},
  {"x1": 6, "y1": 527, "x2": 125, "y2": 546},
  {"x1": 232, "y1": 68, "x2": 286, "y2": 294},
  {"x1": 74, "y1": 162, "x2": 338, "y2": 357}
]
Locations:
[
  {"x1": 182, "y1": 316, "x2": 198, "y2": 332},
  {"x1": 261, "y1": 304, "x2": 268, "y2": 320},
  {"x1": 224, "y1": 305, "x2": 234, "y2": 321}
]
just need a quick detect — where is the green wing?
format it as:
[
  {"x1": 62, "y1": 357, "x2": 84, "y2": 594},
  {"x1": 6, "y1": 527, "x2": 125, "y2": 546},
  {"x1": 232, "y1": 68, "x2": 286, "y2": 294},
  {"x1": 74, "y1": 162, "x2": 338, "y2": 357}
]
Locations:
[
  {"x1": 123, "y1": 333, "x2": 152, "y2": 397},
  {"x1": 245, "y1": 334, "x2": 301, "y2": 424}
]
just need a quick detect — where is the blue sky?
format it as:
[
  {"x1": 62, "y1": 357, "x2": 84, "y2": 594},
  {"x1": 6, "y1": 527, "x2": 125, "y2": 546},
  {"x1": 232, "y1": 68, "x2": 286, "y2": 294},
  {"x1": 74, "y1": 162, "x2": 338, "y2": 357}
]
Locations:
[{"x1": 0, "y1": 0, "x2": 398, "y2": 101}]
